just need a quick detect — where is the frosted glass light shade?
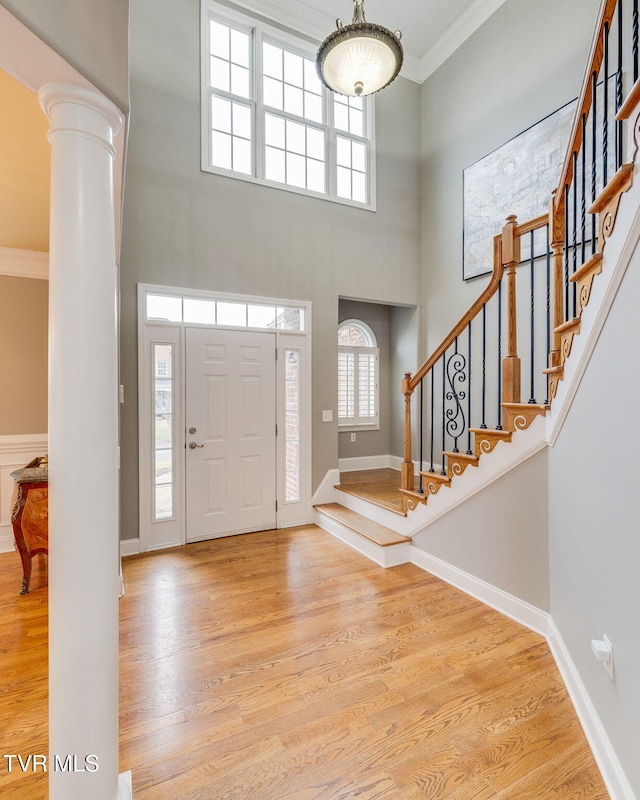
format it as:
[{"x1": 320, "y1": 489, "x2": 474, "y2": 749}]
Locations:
[{"x1": 317, "y1": 22, "x2": 403, "y2": 97}]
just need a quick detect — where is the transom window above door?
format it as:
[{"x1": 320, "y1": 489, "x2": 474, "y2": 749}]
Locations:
[
  {"x1": 200, "y1": 1, "x2": 376, "y2": 209},
  {"x1": 338, "y1": 319, "x2": 379, "y2": 430}
]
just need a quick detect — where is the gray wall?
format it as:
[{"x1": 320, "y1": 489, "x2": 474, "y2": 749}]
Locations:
[
  {"x1": 0, "y1": 0, "x2": 130, "y2": 112},
  {"x1": 420, "y1": 0, "x2": 600, "y2": 358},
  {"x1": 548, "y1": 249, "x2": 640, "y2": 794},
  {"x1": 412, "y1": 449, "x2": 550, "y2": 611},
  {"x1": 119, "y1": 0, "x2": 421, "y2": 539}
]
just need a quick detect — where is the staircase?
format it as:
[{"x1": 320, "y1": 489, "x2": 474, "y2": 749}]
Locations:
[{"x1": 315, "y1": 0, "x2": 640, "y2": 562}]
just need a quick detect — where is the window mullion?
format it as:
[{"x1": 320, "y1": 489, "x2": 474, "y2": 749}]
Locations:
[{"x1": 253, "y1": 26, "x2": 263, "y2": 181}]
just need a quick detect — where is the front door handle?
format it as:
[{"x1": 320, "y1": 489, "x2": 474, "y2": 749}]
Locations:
[{"x1": 188, "y1": 442, "x2": 204, "y2": 449}]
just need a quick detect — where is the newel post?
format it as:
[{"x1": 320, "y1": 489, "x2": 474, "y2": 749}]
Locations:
[
  {"x1": 501, "y1": 214, "x2": 521, "y2": 403},
  {"x1": 549, "y1": 190, "x2": 566, "y2": 367},
  {"x1": 401, "y1": 372, "x2": 414, "y2": 491}
]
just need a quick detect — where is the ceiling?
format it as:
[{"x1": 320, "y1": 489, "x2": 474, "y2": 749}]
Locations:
[{"x1": 231, "y1": 0, "x2": 507, "y2": 83}]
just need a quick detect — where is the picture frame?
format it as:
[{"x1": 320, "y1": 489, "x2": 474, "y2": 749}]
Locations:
[{"x1": 462, "y1": 98, "x2": 577, "y2": 281}]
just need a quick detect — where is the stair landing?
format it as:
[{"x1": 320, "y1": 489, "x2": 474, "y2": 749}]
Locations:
[{"x1": 335, "y1": 468, "x2": 412, "y2": 515}]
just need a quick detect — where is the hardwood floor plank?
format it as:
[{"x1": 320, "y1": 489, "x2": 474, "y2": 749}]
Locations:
[{"x1": 0, "y1": 526, "x2": 610, "y2": 800}]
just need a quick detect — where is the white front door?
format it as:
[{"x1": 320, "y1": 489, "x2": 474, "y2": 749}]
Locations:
[{"x1": 185, "y1": 327, "x2": 276, "y2": 541}]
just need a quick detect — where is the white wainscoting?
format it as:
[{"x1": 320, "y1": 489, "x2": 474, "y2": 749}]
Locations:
[{"x1": 0, "y1": 434, "x2": 48, "y2": 553}]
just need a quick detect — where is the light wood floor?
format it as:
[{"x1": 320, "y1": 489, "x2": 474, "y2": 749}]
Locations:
[
  {"x1": 1, "y1": 527, "x2": 609, "y2": 799},
  {"x1": 337, "y1": 468, "x2": 413, "y2": 514}
]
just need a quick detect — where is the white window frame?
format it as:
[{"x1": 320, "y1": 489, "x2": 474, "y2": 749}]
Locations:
[
  {"x1": 138, "y1": 284, "x2": 312, "y2": 553},
  {"x1": 338, "y1": 319, "x2": 380, "y2": 431},
  {"x1": 200, "y1": 0, "x2": 377, "y2": 210}
]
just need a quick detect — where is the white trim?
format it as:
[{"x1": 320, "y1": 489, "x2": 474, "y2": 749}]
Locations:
[
  {"x1": 419, "y1": 0, "x2": 507, "y2": 81},
  {"x1": 0, "y1": 247, "x2": 49, "y2": 280},
  {"x1": 117, "y1": 770, "x2": 133, "y2": 800},
  {"x1": 311, "y1": 467, "x2": 340, "y2": 506},
  {"x1": 120, "y1": 539, "x2": 140, "y2": 557},
  {"x1": 547, "y1": 619, "x2": 638, "y2": 800},
  {"x1": 547, "y1": 169, "x2": 640, "y2": 446},
  {"x1": 410, "y1": 546, "x2": 549, "y2": 637},
  {"x1": 338, "y1": 455, "x2": 392, "y2": 472},
  {"x1": 315, "y1": 506, "x2": 411, "y2": 568},
  {"x1": 138, "y1": 284, "x2": 312, "y2": 552},
  {"x1": 0, "y1": 434, "x2": 48, "y2": 553}
]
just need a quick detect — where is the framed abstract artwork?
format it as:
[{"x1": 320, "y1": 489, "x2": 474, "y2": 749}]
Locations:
[{"x1": 462, "y1": 98, "x2": 577, "y2": 280}]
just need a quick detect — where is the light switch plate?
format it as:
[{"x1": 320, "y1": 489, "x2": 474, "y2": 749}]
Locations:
[{"x1": 322, "y1": 410, "x2": 333, "y2": 422}]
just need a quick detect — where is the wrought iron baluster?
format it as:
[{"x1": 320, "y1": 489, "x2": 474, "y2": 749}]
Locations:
[
  {"x1": 604, "y1": 21, "x2": 610, "y2": 187},
  {"x1": 564, "y1": 184, "x2": 570, "y2": 322},
  {"x1": 592, "y1": 71, "x2": 598, "y2": 255},
  {"x1": 445, "y1": 337, "x2": 467, "y2": 455},
  {"x1": 497, "y1": 284, "x2": 503, "y2": 430},
  {"x1": 572, "y1": 151, "x2": 578, "y2": 318},
  {"x1": 545, "y1": 224, "x2": 551, "y2": 406},
  {"x1": 441, "y1": 353, "x2": 446, "y2": 474},
  {"x1": 634, "y1": 0, "x2": 639, "y2": 83},
  {"x1": 467, "y1": 321, "x2": 472, "y2": 455},
  {"x1": 581, "y1": 118, "x2": 587, "y2": 266},
  {"x1": 481, "y1": 303, "x2": 487, "y2": 429},
  {"x1": 429, "y1": 367, "x2": 435, "y2": 472},
  {"x1": 529, "y1": 230, "x2": 536, "y2": 404},
  {"x1": 419, "y1": 379, "x2": 424, "y2": 493},
  {"x1": 617, "y1": 0, "x2": 624, "y2": 170}
]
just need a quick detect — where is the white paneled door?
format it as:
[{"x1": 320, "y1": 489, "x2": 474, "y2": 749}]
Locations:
[{"x1": 186, "y1": 327, "x2": 276, "y2": 541}]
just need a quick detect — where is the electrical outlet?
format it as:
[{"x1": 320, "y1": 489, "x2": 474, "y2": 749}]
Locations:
[
  {"x1": 591, "y1": 635, "x2": 614, "y2": 679},
  {"x1": 351, "y1": 433, "x2": 356, "y2": 442}
]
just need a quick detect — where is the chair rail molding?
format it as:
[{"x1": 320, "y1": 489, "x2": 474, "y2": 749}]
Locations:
[{"x1": 0, "y1": 247, "x2": 49, "y2": 280}]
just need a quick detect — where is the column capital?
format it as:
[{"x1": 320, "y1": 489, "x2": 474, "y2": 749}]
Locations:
[{"x1": 39, "y1": 82, "x2": 123, "y2": 141}]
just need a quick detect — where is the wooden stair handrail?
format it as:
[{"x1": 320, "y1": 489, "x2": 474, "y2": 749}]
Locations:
[
  {"x1": 408, "y1": 233, "x2": 504, "y2": 393},
  {"x1": 553, "y1": 0, "x2": 618, "y2": 214},
  {"x1": 408, "y1": 212, "x2": 550, "y2": 394}
]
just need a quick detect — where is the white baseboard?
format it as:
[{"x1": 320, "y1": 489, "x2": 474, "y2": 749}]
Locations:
[
  {"x1": 120, "y1": 538, "x2": 140, "y2": 557},
  {"x1": 547, "y1": 619, "x2": 637, "y2": 800},
  {"x1": 118, "y1": 770, "x2": 133, "y2": 799},
  {"x1": 0, "y1": 531, "x2": 15, "y2": 554},
  {"x1": 410, "y1": 546, "x2": 549, "y2": 637},
  {"x1": 338, "y1": 454, "x2": 392, "y2": 472}
]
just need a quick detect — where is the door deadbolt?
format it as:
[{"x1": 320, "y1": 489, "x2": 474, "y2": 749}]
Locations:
[{"x1": 189, "y1": 427, "x2": 197, "y2": 434}]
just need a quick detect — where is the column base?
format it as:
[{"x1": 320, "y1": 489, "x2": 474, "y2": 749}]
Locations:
[{"x1": 117, "y1": 771, "x2": 132, "y2": 799}]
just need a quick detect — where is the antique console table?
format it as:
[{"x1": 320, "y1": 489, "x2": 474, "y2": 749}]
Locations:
[{"x1": 10, "y1": 456, "x2": 48, "y2": 594}]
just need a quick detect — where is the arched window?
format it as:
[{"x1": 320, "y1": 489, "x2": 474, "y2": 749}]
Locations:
[{"x1": 338, "y1": 319, "x2": 379, "y2": 428}]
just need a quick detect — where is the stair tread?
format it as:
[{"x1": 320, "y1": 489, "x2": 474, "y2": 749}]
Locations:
[
  {"x1": 443, "y1": 451, "x2": 479, "y2": 462},
  {"x1": 588, "y1": 162, "x2": 634, "y2": 214},
  {"x1": 314, "y1": 503, "x2": 411, "y2": 547},
  {"x1": 555, "y1": 317, "x2": 581, "y2": 334},
  {"x1": 469, "y1": 428, "x2": 512, "y2": 438},
  {"x1": 569, "y1": 252, "x2": 603, "y2": 283},
  {"x1": 420, "y1": 471, "x2": 451, "y2": 484},
  {"x1": 501, "y1": 402, "x2": 550, "y2": 411}
]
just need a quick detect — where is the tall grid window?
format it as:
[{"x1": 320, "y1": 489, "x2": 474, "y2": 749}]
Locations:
[
  {"x1": 202, "y1": 2, "x2": 374, "y2": 208},
  {"x1": 338, "y1": 320, "x2": 379, "y2": 429}
]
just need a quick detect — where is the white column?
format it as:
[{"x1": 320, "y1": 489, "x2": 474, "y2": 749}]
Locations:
[{"x1": 39, "y1": 84, "x2": 129, "y2": 800}]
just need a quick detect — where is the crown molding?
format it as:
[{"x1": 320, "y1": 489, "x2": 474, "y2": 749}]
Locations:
[
  {"x1": 419, "y1": 0, "x2": 507, "y2": 82},
  {"x1": 0, "y1": 247, "x2": 49, "y2": 280},
  {"x1": 225, "y1": 0, "x2": 439, "y2": 85}
]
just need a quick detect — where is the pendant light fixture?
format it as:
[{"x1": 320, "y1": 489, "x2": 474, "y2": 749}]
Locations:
[{"x1": 316, "y1": 0, "x2": 403, "y2": 97}]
